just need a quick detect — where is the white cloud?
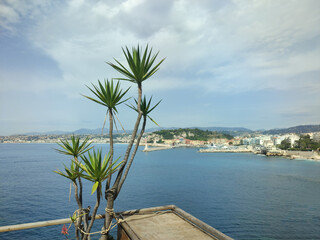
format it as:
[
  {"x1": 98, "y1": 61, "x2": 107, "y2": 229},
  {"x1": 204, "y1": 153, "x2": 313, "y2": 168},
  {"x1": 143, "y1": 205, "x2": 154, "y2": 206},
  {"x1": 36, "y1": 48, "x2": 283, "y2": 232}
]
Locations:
[
  {"x1": 1, "y1": 0, "x2": 320, "y2": 133},
  {"x1": 1, "y1": 0, "x2": 315, "y2": 95},
  {"x1": 0, "y1": 3, "x2": 19, "y2": 31},
  {"x1": 0, "y1": 0, "x2": 50, "y2": 34}
]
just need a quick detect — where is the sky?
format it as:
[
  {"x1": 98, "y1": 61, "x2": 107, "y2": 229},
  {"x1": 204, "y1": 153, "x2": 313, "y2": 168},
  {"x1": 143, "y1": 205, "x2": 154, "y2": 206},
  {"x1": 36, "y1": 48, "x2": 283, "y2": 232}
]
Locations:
[{"x1": 0, "y1": 0, "x2": 320, "y2": 135}]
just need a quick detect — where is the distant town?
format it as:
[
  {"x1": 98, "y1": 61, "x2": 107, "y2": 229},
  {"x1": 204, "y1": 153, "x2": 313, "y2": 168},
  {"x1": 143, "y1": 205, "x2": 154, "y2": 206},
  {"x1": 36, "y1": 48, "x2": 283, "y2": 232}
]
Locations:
[{"x1": 1, "y1": 126, "x2": 320, "y2": 160}]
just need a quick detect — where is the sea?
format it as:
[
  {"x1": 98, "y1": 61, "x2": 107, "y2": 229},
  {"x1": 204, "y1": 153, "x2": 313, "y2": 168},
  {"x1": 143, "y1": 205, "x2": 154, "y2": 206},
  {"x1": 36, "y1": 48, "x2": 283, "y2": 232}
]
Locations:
[{"x1": 0, "y1": 143, "x2": 320, "y2": 240}]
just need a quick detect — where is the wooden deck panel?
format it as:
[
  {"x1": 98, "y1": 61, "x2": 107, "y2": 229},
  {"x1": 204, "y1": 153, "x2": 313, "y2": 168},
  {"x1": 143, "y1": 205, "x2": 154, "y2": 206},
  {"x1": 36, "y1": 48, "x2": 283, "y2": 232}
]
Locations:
[{"x1": 117, "y1": 205, "x2": 233, "y2": 240}]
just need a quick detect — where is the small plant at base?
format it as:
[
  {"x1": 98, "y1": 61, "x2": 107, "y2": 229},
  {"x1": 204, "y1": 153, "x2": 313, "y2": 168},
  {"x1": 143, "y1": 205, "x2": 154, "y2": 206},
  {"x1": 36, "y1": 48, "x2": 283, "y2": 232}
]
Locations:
[{"x1": 61, "y1": 224, "x2": 69, "y2": 239}]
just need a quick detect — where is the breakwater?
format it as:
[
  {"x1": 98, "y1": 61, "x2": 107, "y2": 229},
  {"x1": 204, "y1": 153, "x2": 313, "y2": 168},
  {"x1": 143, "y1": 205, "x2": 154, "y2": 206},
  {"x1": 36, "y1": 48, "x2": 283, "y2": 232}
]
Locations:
[
  {"x1": 142, "y1": 146, "x2": 173, "y2": 152},
  {"x1": 142, "y1": 143, "x2": 173, "y2": 152}
]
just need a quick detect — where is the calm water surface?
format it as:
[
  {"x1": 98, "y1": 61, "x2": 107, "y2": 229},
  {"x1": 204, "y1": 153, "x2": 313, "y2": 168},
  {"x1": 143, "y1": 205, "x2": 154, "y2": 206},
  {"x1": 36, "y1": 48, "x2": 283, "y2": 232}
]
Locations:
[{"x1": 0, "y1": 143, "x2": 320, "y2": 239}]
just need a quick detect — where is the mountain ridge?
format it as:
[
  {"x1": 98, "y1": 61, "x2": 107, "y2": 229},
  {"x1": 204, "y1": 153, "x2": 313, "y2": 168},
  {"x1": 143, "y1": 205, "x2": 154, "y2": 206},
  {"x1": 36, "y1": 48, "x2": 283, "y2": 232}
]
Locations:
[
  {"x1": 262, "y1": 124, "x2": 320, "y2": 135},
  {"x1": 10, "y1": 124, "x2": 320, "y2": 136}
]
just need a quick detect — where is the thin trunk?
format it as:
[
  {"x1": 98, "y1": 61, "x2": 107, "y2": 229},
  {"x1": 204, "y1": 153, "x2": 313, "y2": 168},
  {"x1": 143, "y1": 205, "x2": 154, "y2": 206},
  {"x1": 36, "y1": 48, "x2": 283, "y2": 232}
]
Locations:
[
  {"x1": 100, "y1": 110, "x2": 114, "y2": 240},
  {"x1": 83, "y1": 185, "x2": 101, "y2": 240},
  {"x1": 100, "y1": 193, "x2": 115, "y2": 240},
  {"x1": 106, "y1": 109, "x2": 114, "y2": 190},
  {"x1": 74, "y1": 156, "x2": 83, "y2": 239},
  {"x1": 118, "y1": 116, "x2": 146, "y2": 192},
  {"x1": 111, "y1": 85, "x2": 143, "y2": 194},
  {"x1": 100, "y1": 85, "x2": 143, "y2": 240},
  {"x1": 73, "y1": 181, "x2": 81, "y2": 240},
  {"x1": 78, "y1": 177, "x2": 83, "y2": 205},
  {"x1": 74, "y1": 157, "x2": 83, "y2": 206},
  {"x1": 82, "y1": 207, "x2": 90, "y2": 237},
  {"x1": 73, "y1": 181, "x2": 82, "y2": 212},
  {"x1": 78, "y1": 177, "x2": 85, "y2": 236}
]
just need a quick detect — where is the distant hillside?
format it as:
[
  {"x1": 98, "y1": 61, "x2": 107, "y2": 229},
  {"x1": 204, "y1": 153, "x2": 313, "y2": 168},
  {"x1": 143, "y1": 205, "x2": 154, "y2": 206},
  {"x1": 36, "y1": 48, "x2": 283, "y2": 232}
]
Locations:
[
  {"x1": 153, "y1": 128, "x2": 234, "y2": 141},
  {"x1": 145, "y1": 127, "x2": 179, "y2": 133},
  {"x1": 72, "y1": 128, "x2": 104, "y2": 135},
  {"x1": 262, "y1": 125, "x2": 320, "y2": 135},
  {"x1": 146, "y1": 126, "x2": 253, "y2": 137},
  {"x1": 190, "y1": 126, "x2": 253, "y2": 132},
  {"x1": 190, "y1": 126, "x2": 253, "y2": 136}
]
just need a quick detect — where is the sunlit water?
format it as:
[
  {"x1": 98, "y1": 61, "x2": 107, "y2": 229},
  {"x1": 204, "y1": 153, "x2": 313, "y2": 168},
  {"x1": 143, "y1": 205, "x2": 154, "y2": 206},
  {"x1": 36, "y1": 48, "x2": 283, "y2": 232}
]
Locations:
[{"x1": 1, "y1": 143, "x2": 320, "y2": 239}]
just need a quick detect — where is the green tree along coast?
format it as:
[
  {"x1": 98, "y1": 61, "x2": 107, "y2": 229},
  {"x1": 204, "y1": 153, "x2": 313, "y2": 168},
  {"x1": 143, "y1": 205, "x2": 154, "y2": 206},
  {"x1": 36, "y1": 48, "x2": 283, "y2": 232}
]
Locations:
[
  {"x1": 154, "y1": 128, "x2": 233, "y2": 141},
  {"x1": 279, "y1": 134, "x2": 320, "y2": 151}
]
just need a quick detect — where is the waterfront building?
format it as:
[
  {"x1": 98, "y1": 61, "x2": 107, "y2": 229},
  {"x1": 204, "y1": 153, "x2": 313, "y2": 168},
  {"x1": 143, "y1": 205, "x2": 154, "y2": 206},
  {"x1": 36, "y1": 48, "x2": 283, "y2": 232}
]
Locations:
[{"x1": 310, "y1": 132, "x2": 320, "y2": 141}]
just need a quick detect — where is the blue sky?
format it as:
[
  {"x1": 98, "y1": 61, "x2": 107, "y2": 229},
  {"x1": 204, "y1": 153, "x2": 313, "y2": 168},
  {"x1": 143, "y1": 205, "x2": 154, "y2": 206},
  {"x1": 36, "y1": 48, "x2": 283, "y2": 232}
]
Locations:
[{"x1": 0, "y1": 0, "x2": 319, "y2": 135}]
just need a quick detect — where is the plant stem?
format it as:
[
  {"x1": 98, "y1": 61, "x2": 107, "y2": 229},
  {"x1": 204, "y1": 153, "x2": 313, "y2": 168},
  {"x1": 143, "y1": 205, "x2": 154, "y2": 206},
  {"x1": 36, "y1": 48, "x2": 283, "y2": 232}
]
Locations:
[
  {"x1": 101, "y1": 84, "x2": 143, "y2": 240},
  {"x1": 106, "y1": 109, "x2": 114, "y2": 190},
  {"x1": 118, "y1": 116, "x2": 146, "y2": 192},
  {"x1": 74, "y1": 156, "x2": 83, "y2": 239},
  {"x1": 112, "y1": 84, "x2": 142, "y2": 193},
  {"x1": 73, "y1": 181, "x2": 81, "y2": 240},
  {"x1": 83, "y1": 185, "x2": 101, "y2": 240},
  {"x1": 74, "y1": 157, "x2": 83, "y2": 206}
]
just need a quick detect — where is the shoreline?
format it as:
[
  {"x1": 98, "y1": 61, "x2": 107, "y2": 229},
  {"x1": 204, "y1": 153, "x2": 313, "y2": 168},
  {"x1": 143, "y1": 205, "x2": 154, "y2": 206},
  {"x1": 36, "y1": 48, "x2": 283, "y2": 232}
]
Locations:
[
  {"x1": 142, "y1": 144, "x2": 320, "y2": 162},
  {"x1": 2, "y1": 142, "x2": 319, "y2": 162},
  {"x1": 265, "y1": 150, "x2": 320, "y2": 161},
  {"x1": 199, "y1": 148, "x2": 320, "y2": 162},
  {"x1": 198, "y1": 149, "x2": 252, "y2": 153}
]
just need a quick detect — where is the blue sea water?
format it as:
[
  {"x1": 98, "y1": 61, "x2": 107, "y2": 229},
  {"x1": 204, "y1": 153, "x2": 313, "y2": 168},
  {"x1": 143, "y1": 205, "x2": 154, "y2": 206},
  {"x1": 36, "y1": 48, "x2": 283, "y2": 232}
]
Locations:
[{"x1": 0, "y1": 143, "x2": 320, "y2": 239}]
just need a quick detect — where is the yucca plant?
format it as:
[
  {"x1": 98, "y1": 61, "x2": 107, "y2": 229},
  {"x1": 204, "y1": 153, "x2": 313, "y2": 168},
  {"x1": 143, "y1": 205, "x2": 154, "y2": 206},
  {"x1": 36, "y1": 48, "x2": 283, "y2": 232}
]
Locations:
[
  {"x1": 55, "y1": 136, "x2": 92, "y2": 206},
  {"x1": 127, "y1": 95, "x2": 161, "y2": 126},
  {"x1": 76, "y1": 149, "x2": 121, "y2": 240},
  {"x1": 108, "y1": 45, "x2": 165, "y2": 85},
  {"x1": 107, "y1": 45, "x2": 165, "y2": 132},
  {"x1": 55, "y1": 136, "x2": 92, "y2": 239},
  {"x1": 79, "y1": 149, "x2": 121, "y2": 195},
  {"x1": 83, "y1": 79, "x2": 130, "y2": 133},
  {"x1": 56, "y1": 136, "x2": 93, "y2": 158},
  {"x1": 54, "y1": 161, "x2": 80, "y2": 182},
  {"x1": 83, "y1": 79, "x2": 130, "y2": 190},
  {"x1": 55, "y1": 162, "x2": 82, "y2": 240},
  {"x1": 99, "y1": 45, "x2": 164, "y2": 240},
  {"x1": 117, "y1": 96, "x2": 161, "y2": 191},
  {"x1": 55, "y1": 45, "x2": 164, "y2": 240}
]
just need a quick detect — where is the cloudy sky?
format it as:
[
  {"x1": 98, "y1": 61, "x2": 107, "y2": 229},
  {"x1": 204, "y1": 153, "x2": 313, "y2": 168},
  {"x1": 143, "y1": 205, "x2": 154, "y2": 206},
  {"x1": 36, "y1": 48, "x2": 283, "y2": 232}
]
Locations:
[{"x1": 0, "y1": 0, "x2": 319, "y2": 135}]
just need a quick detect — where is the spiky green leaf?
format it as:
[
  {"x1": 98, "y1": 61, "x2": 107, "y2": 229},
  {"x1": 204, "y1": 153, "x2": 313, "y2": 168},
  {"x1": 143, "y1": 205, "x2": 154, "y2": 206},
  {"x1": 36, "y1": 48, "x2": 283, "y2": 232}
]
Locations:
[{"x1": 108, "y1": 45, "x2": 165, "y2": 85}]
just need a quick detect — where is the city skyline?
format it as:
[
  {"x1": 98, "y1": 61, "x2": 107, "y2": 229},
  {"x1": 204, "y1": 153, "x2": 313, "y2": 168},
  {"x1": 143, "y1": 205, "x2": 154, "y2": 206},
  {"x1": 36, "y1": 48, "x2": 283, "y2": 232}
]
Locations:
[{"x1": 1, "y1": 0, "x2": 320, "y2": 135}]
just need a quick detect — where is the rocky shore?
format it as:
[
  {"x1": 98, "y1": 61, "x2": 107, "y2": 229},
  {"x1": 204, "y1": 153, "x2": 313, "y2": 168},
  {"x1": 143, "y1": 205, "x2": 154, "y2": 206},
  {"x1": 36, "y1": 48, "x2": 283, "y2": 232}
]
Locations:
[
  {"x1": 266, "y1": 150, "x2": 320, "y2": 161},
  {"x1": 198, "y1": 146, "x2": 320, "y2": 161},
  {"x1": 198, "y1": 148, "x2": 252, "y2": 153},
  {"x1": 141, "y1": 143, "x2": 320, "y2": 161}
]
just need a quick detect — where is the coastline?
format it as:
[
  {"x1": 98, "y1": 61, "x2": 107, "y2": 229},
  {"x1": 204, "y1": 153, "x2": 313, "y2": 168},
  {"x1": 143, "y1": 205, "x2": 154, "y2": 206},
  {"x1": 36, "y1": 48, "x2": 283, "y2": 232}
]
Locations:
[
  {"x1": 198, "y1": 148, "x2": 252, "y2": 153},
  {"x1": 266, "y1": 150, "x2": 320, "y2": 161},
  {"x1": 141, "y1": 143, "x2": 320, "y2": 162},
  {"x1": 199, "y1": 147, "x2": 320, "y2": 162},
  {"x1": 2, "y1": 142, "x2": 319, "y2": 162}
]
